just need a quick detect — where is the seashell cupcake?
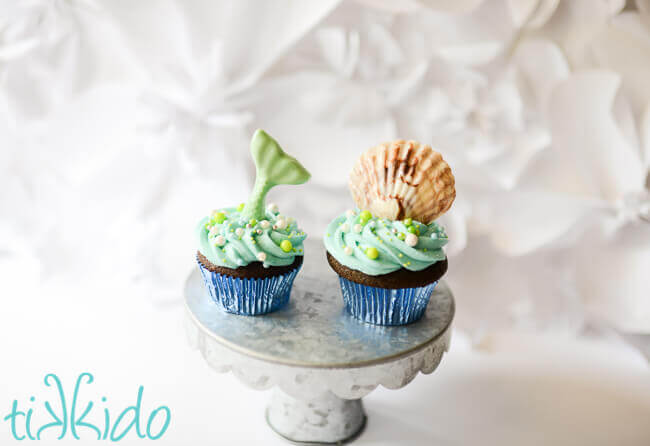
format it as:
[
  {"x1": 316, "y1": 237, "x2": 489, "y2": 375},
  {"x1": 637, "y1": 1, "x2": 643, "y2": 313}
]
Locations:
[
  {"x1": 196, "y1": 129, "x2": 310, "y2": 315},
  {"x1": 324, "y1": 140, "x2": 455, "y2": 325}
]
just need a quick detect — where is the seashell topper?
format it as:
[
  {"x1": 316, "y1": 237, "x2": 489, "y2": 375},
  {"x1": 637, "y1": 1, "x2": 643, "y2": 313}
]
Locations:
[{"x1": 349, "y1": 140, "x2": 455, "y2": 224}]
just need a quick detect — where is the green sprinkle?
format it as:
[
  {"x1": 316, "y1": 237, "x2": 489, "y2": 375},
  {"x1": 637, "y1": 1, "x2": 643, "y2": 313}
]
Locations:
[
  {"x1": 365, "y1": 247, "x2": 379, "y2": 260},
  {"x1": 280, "y1": 240, "x2": 293, "y2": 252},
  {"x1": 397, "y1": 233, "x2": 406, "y2": 241},
  {"x1": 237, "y1": 203, "x2": 245, "y2": 212},
  {"x1": 423, "y1": 248, "x2": 428, "y2": 252},
  {"x1": 408, "y1": 226, "x2": 417, "y2": 234},
  {"x1": 403, "y1": 218, "x2": 412, "y2": 226},
  {"x1": 398, "y1": 253, "x2": 403, "y2": 257},
  {"x1": 214, "y1": 212, "x2": 226, "y2": 224},
  {"x1": 415, "y1": 229, "x2": 420, "y2": 236},
  {"x1": 249, "y1": 218, "x2": 257, "y2": 226},
  {"x1": 359, "y1": 210, "x2": 372, "y2": 224}
]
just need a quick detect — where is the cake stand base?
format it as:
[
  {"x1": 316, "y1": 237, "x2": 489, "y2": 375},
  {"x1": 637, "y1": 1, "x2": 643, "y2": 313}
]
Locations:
[{"x1": 266, "y1": 389, "x2": 366, "y2": 445}]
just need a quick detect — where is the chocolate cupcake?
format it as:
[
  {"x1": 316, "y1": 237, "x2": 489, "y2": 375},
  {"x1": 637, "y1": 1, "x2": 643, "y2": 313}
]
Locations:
[
  {"x1": 196, "y1": 129, "x2": 310, "y2": 315},
  {"x1": 324, "y1": 140, "x2": 455, "y2": 325}
]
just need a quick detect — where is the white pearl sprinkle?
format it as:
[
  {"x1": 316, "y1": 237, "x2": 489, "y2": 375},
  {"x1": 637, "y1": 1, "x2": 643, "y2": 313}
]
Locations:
[
  {"x1": 345, "y1": 209, "x2": 355, "y2": 217},
  {"x1": 276, "y1": 219, "x2": 288, "y2": 230},
  {"x1": 392, "y1": 228, "x2": 398, "y2": 234},
  {"x1": 256, "y1": 252, "x2": 267, "y2": 262},
  {"x1": 214, "y1": 235, "x2": 226, "y2": 246},
  {"x1": 353, "y1": 224, "x2": 362, "y2": 233},
  {"x1": 256, "y1": 229, "x2": 262, "y2": 234},
  {"x1": 430, "y1": 233, "x2": 438, "y2": 239},
  {"x1": 341, "y1": 223, "x2": 350, "y2": 232},
  {"x1": 344, "y1": 246, "x2": 353, "y2": 255},
  {"x1": 260, "y1": 220, "x2": 270, "y2": 229},
  {"x1": 267, "y1": 203, "x2": 279, "y2": 214},
  {"x1": 405, "y1": 233, "x2": 418, "y2": 247},
  {"x1": 235, "y1": 228, "x2": 244, "y2": 237},
  {"x1": 246, "y1": 223, "x2": 252, "y2": 229}
]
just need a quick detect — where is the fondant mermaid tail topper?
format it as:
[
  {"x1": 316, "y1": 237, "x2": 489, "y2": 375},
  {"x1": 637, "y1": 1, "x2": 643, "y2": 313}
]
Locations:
[{"x1": 241, "y1": 129, "x2": 311, "y2": 221}]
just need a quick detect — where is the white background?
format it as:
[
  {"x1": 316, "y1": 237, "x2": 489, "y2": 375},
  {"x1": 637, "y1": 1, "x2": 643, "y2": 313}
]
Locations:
[{"x1": 1, "y1": 0, "x2": 650, "y2": 444}]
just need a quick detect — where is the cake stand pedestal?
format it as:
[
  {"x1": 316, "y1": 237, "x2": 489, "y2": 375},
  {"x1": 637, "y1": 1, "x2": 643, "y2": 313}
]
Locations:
[{"x1": 184, "y1": 269, "x2": 455, "y2": 444}]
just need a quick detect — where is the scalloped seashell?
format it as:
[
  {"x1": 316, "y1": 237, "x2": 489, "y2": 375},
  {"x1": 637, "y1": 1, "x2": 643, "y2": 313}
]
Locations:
[{"x1": 349, "y1": 140, "x2": 455, "y2": 223}]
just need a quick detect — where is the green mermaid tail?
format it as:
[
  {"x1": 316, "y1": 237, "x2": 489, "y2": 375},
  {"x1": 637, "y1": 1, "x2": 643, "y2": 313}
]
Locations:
[{"x1": 241, "y1": 130, "x2": 310, "y2": 221}]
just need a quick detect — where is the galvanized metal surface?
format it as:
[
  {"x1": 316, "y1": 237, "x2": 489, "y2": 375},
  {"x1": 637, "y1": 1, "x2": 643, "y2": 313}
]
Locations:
[{"x1": 184, "y1": 248, "x2": 455, "y2": 443}]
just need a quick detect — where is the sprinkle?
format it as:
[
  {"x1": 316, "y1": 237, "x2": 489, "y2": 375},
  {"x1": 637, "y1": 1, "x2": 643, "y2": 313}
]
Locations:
[
  {"x1": 256, "y1": 229, "x2": 262, "y2": 235},
  {"x1": 257, "y1": 252, "x2": 267, "y2": 262},
  {"x1": 275, "y1": 218, "x2": 288, "y2": 230},
  {"x1": 407, "y1": 226, "x2": 417, "y2": 234},
  {"x1": 403, "y1": 218, "x2": 412, "y2": 226},
  {"x1": 405, "y1": 233, "x2": 418, "y2": 247},
  {"x1": 214, "y1": 235, "x2": 226, "y2": 246},
  {"x1": 431, "y1": 233, "x2": 438, "y2": 239},
  {"x1": 341, "y1": 223, "x2": 350, "y2": 232},
  {"x1": 235, "y1": 228, "x2": 244, "y2": 237},
  {"x1": 237, "y1": 203, "x2": 245, "y2": 212},
  {"x1": 353, "y1": 224, "x2": 362, "y2": 233},
  {"x1": 213, "y1": 212, "x2": 226, "y2": 224},
  {"x1": 249, "y1": 218, "x2": 257, "y2": 226},
  {"x1": 246, "y1": 224, "x2": 252, "y2": 229},
  {"x1": 267, "y1": 203, "x2": 279, "y2": 214},
  {"x1": 359, "y1": 210, "x2": 372, "y2": 222},
  {"x1": 398, "y1": 253, "x2": 403, "y2": 258},
  {"x1": 259, "y1": 220, "x2": 270, "y2": 229},
  {"x1": 345, "y1": 209, "x2": 355, "y2": 218},
  {"x1": 397, "y1": 232, "x2": 406, "y2": 241},
  {"x1": 365, "y1": 247, "x2": 379, "y2": 260},
  {"x1": 344, "y1": 246, "x2": 353, "y2": 255},
  {"x1": 280, "y1": 240, "x2": 293, "y2": 252}
]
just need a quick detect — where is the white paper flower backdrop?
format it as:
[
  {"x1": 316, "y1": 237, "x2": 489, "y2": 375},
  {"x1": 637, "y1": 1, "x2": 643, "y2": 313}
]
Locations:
[{"x1": 1, "y1": 1, "x2": 649, "y2": 335}]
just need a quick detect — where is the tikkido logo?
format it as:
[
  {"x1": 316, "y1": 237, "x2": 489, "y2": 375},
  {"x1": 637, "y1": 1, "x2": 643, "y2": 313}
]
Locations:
[{"x1": 3, "y1": 373, "x2": 171, "y2": 442}]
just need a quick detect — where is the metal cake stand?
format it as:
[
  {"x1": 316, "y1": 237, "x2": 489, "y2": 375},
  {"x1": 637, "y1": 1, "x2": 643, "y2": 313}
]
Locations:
[{"x1": 184, "y1": 262, "x2": 455, "y2": 444}]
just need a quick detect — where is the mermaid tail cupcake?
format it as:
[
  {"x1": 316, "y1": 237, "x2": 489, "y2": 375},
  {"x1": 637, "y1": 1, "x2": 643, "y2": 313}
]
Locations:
[{"x1": 196, "y1": 130, "x2": 310, "y2": 315}]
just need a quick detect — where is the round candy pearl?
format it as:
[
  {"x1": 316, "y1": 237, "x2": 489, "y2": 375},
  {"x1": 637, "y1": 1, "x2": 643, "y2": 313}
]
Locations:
[
  {"x1": 267, "y1": 203, "x2": 279, "y2": 214},
  {"x1": 260, "y1": 220, "x2": 270, "y2": 229},
  {"x1": 235, "y1": 228, "x2": 244, "y2": 237},
  {"x1": 353, "y1": 224, "x2": 362, "y2": 233},
  {"x1": 359, "y1": 210, "x2": 372, "y2": 222},
  {"x1": 214, "y1": 235, "x2": 226, "y2": 246},
  {"x1": 345, "y1": 209, "x2": 355, "y2": 218},
  {"x1": 275, "y1": 219, "x2": 288, "y2": 230},
  {"x1": 344, "y1": 246, "x2": 353, "y2": 255},
  {"x1": 341, "y1": 223, "x2": 350, "y2": 232},
  {"x1": 237, "y1": 203, "x2": 245, "y2": 212},
  {"x1": 365, "y1": 247, "x2": 379, "y2": 260},
  {"x1": 257, "y1": 252, "x2": 267, "y2": 262},
  {"x1": 405, "y1": 233, "x2": 418, "y2": 247},
  {"x1": 280, "y1": 240, "x2": 293, "y2": 252}
]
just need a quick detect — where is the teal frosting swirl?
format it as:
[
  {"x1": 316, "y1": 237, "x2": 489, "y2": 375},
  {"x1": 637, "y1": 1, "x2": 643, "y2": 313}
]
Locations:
[
  {"x1": 197, "y1": 205, "x2": 306, "y2": 269},
  {"x1": 323, "y1": 210, "x2": 448, "y2": 276}
]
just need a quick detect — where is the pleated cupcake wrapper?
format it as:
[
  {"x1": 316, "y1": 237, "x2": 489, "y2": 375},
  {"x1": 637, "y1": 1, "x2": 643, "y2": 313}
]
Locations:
[
  {"x1": 337, "y1": 276, "x2": 438, "y2": 326},
  {"x1": 197, "y1": 259, "x2": 300, "y2": 316}
]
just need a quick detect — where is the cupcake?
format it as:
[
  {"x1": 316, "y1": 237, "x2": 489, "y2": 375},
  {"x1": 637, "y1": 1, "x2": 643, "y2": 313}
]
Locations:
[
  {"x1": 196, "y1": 129, "x2": 310, "y2": 315},
  {"x1": 324, "y1": 140, "x2": 455, "y2": 325}
]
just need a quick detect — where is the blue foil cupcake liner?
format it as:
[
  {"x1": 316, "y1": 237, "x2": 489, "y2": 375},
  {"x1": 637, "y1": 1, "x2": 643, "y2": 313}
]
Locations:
[
  {"x1": 197, "y1": 259, "x2": 300, "y2": 316},
  {"x1": 338, "y1": 276, "x2": 438, "y2": 326}
]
